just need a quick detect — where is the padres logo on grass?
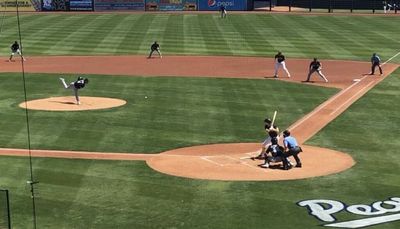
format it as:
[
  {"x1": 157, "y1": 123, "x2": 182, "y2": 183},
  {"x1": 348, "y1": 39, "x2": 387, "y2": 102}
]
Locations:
[{"x1": 298, "y1": 197, "x2": 400, "y2": 228}]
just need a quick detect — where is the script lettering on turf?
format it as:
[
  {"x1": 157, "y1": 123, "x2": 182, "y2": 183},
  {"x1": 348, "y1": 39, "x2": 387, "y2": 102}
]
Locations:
[{"x1": 298, "y1": 197, "x2": 400, "y2": 228}]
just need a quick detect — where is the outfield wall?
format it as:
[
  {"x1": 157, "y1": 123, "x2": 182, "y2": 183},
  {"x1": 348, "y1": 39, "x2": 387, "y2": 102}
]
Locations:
[
  {"x1": 276, "y1": 0, "x2": 400, "y2": 11},
  {"x1": 7, "y1": 0, "x2": 397, "y2": 12},
  {"x1": 38, "y1": 0, "x2": 251, "y2": 11},
  {"x1": 0, "y1": 0, "x2": 41, "y2": 11}
]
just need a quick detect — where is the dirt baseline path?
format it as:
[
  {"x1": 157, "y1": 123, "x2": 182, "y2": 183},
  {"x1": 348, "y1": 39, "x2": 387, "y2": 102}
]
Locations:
[{"x1": 1, "y1": 55, "x2": 398, "y2": 181}]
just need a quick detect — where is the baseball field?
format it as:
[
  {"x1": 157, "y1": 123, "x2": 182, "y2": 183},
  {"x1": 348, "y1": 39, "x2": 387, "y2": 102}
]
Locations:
[{"x1": 0, "y1": 12, "x2": 400, "y2": 229}]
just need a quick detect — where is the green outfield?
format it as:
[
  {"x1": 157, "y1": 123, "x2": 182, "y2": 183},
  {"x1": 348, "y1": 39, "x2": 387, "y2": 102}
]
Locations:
[
  {"x1": 0, "y1": 13, "x2": 400, "y2": 229},
  {"x1": 0, "y1": 13, "x2": 399, "y2": 62}
]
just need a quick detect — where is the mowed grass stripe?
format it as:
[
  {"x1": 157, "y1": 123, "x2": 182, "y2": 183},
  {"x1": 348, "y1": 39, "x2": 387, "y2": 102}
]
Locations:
[
  {"x1": 79, "y1": 14, "x2": 133, "y2": 54},
  {"x1": 48, "y1": 15, "x2": 110, "y2": 54},
  {"x1": 139, "y1": 14, "x2": 169, "y2": 53},
  {"x1": 218, "y1": 15, "x2": 258, "y2": 56},
  {"x1": 183, "y1": 15, "x2": 207, "y2": 53},
  {"x1": 163, "y1": 15, "x2": 184, "y2": 54},
  {"x1": 0, "y1": 14, "x2": 399, "y2": 61},
  {"x1": 267, "y1": 15, "x2": 308, "y2": 57},
  {"x1": 196, "y1": 15, "x2": 233, "y2": 55},
  {"x1": 297, "y1": 17, "x2": 359, "y2": 59},
  {"x1": 0, "y1": 73, "x2": 337, "y2": 153},
  {"x1": 115, "y1": 14, "x2": 154, "y2": 55},
  {"x1": 20, "y1": 15, "x2": 80, "y2": 53}
]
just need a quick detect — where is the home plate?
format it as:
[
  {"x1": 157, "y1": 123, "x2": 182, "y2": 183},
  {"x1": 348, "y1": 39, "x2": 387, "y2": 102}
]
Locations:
[{"x1": 353, "y1": 79, "x2": 361, "y2": 82}]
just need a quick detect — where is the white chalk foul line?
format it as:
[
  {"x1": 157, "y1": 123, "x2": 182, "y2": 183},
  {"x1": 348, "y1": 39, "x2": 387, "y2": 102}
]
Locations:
[
  {"x1": 383, "y1": 51, "x2": 400, "y2": 65},
  {"x1": 291, "y1": 50, "x2": 400, "y2": 132},
  {"x1": 328, "y1": 51, "x2": 400, "y2": 117},
  {"x1": 329, "y1": 80, "x2": 375, "y2": 116},
  {"x1": 225, "y1": 155, "x2": 267, "y2": 171},
  {"x1": 289, "y1": 75, "x2": 367, "y2": 131},
  {"x1": 201, "y1": 156, "x2": 224, "y2": 166}
]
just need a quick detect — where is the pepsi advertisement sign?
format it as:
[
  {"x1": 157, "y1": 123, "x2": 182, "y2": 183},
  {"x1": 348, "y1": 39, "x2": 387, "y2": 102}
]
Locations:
[{"x1": 198, "y1": 0, "x2": 248, "y2": 11}]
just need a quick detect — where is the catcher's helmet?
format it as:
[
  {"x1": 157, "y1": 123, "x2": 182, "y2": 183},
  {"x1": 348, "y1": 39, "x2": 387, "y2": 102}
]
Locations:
[{"x1": 271, "y1": 137, "x2": 278, "y2": 145}]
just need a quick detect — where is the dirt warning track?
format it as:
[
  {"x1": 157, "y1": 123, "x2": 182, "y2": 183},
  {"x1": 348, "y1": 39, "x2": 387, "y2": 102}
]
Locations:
[{"x1": 1, "y1": 55, "x2": 398, "y2": 181}]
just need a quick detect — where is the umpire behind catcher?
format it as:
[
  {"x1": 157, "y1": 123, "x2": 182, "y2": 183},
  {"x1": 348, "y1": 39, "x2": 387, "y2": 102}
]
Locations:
[{"x1": 283, "y1": 130, "x2": 302, "y2": 168}]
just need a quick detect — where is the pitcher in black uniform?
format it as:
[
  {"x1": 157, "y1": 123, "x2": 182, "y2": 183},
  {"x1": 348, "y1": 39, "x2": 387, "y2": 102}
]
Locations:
[
  {"x1": 59, "y1": 76, "x2": 89, "y2": 105},
  {"x1": 148, "y1": 41, "x2": 162, "y2": 59},
  {"x1": 273, "y1": 51, "x2": 291, "y2": 78},
  {"x1": 305, "y1": 58, "x2": 328, "y2": 82}
]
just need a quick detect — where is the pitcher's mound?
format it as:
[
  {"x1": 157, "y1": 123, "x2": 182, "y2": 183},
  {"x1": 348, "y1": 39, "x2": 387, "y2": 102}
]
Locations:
[{"x1": 19, "y1": 96, "x2": 126, "y2": 111}]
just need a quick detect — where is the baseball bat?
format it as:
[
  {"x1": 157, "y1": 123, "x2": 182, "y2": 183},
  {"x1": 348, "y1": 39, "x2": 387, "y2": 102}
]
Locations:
[{"x1": 271, "y1": 110, "x2": 277, "y2": 127}]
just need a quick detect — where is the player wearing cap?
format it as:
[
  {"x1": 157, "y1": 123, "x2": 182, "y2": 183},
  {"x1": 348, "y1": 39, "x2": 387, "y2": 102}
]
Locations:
[{"x1": 59, "y1": 76, "x2": 89, "y2": 105}]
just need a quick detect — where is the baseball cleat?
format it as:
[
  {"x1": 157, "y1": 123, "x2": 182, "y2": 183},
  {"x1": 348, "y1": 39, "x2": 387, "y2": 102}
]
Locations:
[{"x1": 261, "y1": 163, "x2": 270, "y2": 168}]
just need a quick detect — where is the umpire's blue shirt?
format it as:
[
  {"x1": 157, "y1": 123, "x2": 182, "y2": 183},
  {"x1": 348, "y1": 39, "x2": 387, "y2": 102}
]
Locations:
[
  {"x1": 371, "y1": 55, "x2": 381, "y2": 64},
  {"x1": 284, "y1": 136, "x2": 298, "y2": 149}
]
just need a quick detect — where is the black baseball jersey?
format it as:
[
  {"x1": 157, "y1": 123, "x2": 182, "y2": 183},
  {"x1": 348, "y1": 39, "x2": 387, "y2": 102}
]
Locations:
[
  {"x1": 310, "y1": 60, "x2": 321, "y2": 69},
  {"x1": 151, "y1": 43, "x2": 160, "y2": 51},
  {"x1": 264, "y1": 123, "x2": 277, "y2": 131},
  {"x1": 11, "y1": 43, "x2": 19, "y2": 52},
  {"x1": 266, "y1": 144, "x2": 284, "y2": 157},
  {"x1": 74, "y1": 79, "x2": 86, "y2": 89},
  {"x1": 275, "y1": 54, "x2": 285, "y2": 63},
  {"x1": 268, "y1": 128, "x2": 279, "y2": 138}
]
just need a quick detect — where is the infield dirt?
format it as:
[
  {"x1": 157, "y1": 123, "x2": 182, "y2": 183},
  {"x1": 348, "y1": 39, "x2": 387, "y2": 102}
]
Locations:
[{"x1": 2, "y1": 55, "x2": 398, "y2": 181}]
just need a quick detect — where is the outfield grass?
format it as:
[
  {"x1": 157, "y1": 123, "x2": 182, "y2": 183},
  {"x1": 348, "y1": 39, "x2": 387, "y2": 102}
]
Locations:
[{"x1": 0, "y1": 14, "x2": 399, "y2": 62}]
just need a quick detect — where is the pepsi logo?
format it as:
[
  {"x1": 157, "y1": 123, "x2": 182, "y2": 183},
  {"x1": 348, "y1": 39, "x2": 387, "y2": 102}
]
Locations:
[{"x1": 208, "y1": 0, "x2": 216, "y2": 7}]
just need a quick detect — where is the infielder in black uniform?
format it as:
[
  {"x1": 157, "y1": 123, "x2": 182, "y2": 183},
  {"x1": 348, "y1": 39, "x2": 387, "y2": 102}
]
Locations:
[
  {"x1": 9, "y1": 41, "x2": 26, "y2": 62},
  {"x1": 273, "y1": 52, "x2": 291, "y2": 78},
  {"x1": 305, "y1": 58, "x2": 328, "y2": 83},
  {"x1": 59, "y1": 76, "x2": 89, "y2": 105},
  {"x1": 148, "y1": 41, "x2": 162, "y2": 59},
  {"x1": 370, "y1": 53, "x2": 383, "y2": 75}
]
